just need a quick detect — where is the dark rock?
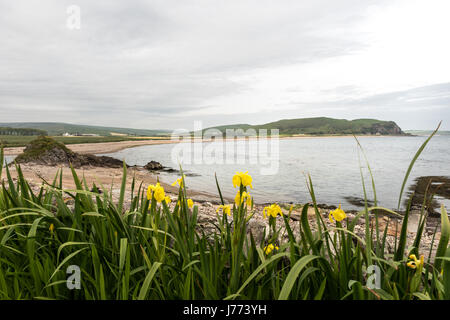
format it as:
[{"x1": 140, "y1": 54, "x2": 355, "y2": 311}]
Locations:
[
  {"x1": 144, "y1": 161, "x2": 164, "y2": 171},
  {"x1": 406, "y1": 176, "x2": 450, "y2": 216},
  {"x1": 141, "y1": 162, "x2": 200, "y2": 177},
  {"x1": 343, "y1": 196, "x2": 374, "y2": 208},
  {"x1": 73, "y1": 154, "x2": 124, "y2": 168},
  {"x1": 185, "y1": 172, "x2": 201, "y2": 177},
  {"x1": 90, "y1": 187, "x2": 103, "y2": 194},
  {"x1": 316, "y1": 203, "x2": 338, "y2": 210}
]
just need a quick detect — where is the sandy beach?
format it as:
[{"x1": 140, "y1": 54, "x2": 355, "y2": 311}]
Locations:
[
  {"x1": 3, "y1": 139, "x2": 178, "y2": 156},
  {"x1": 1, "y1": 163, "x2": 220, "y2": 202}
]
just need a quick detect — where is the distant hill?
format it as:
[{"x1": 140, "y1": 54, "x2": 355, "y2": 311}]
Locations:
[
  {"x1": 201, "y1": 117, "x2": 406, "y2": 136},
  {"x1": 0, "y1": 122, "x2": 170, "y2": 137}
]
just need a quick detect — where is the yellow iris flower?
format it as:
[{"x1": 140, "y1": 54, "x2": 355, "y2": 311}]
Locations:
[
  {"x1": 164, "y1": 196, "x2": 171, "y2": 203},
  {"x1": 262, "y1": 204, "x2": 283, "y2": 219},
  {"x1": 232, "y1": 171, "x2": 253, "y2": 189},
  {"x1": 176, "y1": 199, "x2": 194, "y2": 208},
  {"x1": 216, "y1": 204, "x2": 231, "y2": 216},
  {"x1": 171, "y1": 175, "x2": 185, "y2": 188},
  {"x1": 235, "y1": 191, "x2": 252, "y2": 207},
  {"x1": 147, "y1": 184, "x2": 155, "y2": 200},
  {"x1": 147, "y1": 182, "x2": 166, "y2": 203},
  {"x1": 329, "y1": 204, "x2": 347, "y2": 223},
  {"x1": 407, "y1": 254, "x2": 424, "y2": 269},
  {"x1": 264, "y1": 243, "x2": 279, "y2": 254}
]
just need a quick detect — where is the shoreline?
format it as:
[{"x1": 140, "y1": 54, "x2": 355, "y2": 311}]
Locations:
[
  {"x1": 1, "y1": 162, "x2": 440, "y2": 258},
  {"x1": 3, "y1": 134, "x2": 407, "y2": 156}
]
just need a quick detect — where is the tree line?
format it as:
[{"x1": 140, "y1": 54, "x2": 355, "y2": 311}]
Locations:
[{"x1": 0, "y1": 127, "x2": 48, "y2": 136}]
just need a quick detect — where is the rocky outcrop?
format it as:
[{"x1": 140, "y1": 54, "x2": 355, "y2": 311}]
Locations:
[
  {"x1": 143, "y1": 161, "x2": 200, "y2": 176},
  {"x1": 144, "y1": 161, "x2": 164, "y2": 171},
  {"x1": 14, "y1": 136, "x2": 126, "y2": 168},
  {"x1": 368, "y1": 121, "x2": 405, "y2": 135}
]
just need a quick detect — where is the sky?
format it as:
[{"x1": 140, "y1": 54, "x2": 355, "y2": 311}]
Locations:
[{"x1": 0, "y1": 0, "x2": 449, "y2": 131}]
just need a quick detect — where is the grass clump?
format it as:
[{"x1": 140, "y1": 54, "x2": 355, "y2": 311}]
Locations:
[{"x1": 0, "y1": 124, "x2": 449, "y2": 300}]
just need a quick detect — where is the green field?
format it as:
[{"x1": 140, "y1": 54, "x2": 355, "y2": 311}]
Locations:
[{"x1": 0, "y1": 122, "x2": 170, "y2": 137}]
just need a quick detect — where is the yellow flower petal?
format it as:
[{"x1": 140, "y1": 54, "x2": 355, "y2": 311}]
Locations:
[
  {"x1": 264, "y1": 243, "x2": 278, "y2": 255},
  {"x1": 172, "y1": 176, "x2": 185, "y2": 188},
  {"x1": 153, "y1": 183, "x2": 166, "y2": 203},
  {"x1": 147, "y1": 185, "x2": 155, "y2": 200},
  {"x1": 232, "y1": 174, "x2": 241, "y2": 188},
  {"x1": 232, "y1": 171, "x2": 253, "y2": 188},
  {"x1": 329, "y1": 204, "x2": 347, "y2": 222},
  {"x1": 263, "y1": 204, "x2": 283, "y2": 219},
  {"x1": 329, "y1": 212, "x2": 334, "y2": 223},
  {"x1": 217, "y1": 204, "x2": 231, "y2": 216}
]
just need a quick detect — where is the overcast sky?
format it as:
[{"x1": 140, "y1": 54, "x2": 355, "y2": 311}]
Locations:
[{"x1": 1, "y1": 0, "x2": 449, "y2": 130}]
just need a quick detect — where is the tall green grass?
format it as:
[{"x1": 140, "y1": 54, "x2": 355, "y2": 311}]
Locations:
[{"x1": 0, "y1": 125, "x2": 449, "y2": 300}]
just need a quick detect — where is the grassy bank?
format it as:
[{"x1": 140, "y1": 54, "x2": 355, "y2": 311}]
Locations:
[{"x1": 0, "y1": 126, "x2": 449, "y2": 300}]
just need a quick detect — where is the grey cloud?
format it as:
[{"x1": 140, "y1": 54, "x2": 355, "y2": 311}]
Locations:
[
  {"x1": 1, "y1": 0, "x2": 445, "y2": 130},
  {"x1": 344, "y1": 83, "x2": 450, "y2": 109},
  {"x1": 283, "y1": 83, "x2": 450, "y2": 130}
]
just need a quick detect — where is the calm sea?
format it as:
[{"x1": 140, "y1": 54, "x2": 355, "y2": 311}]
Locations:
[
  {"x1": 97, "y1": 135, "x2": 450, "y2": 211},
  {"x1": 4, "y1": 135, "x2": 449, "y2": 210}
]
